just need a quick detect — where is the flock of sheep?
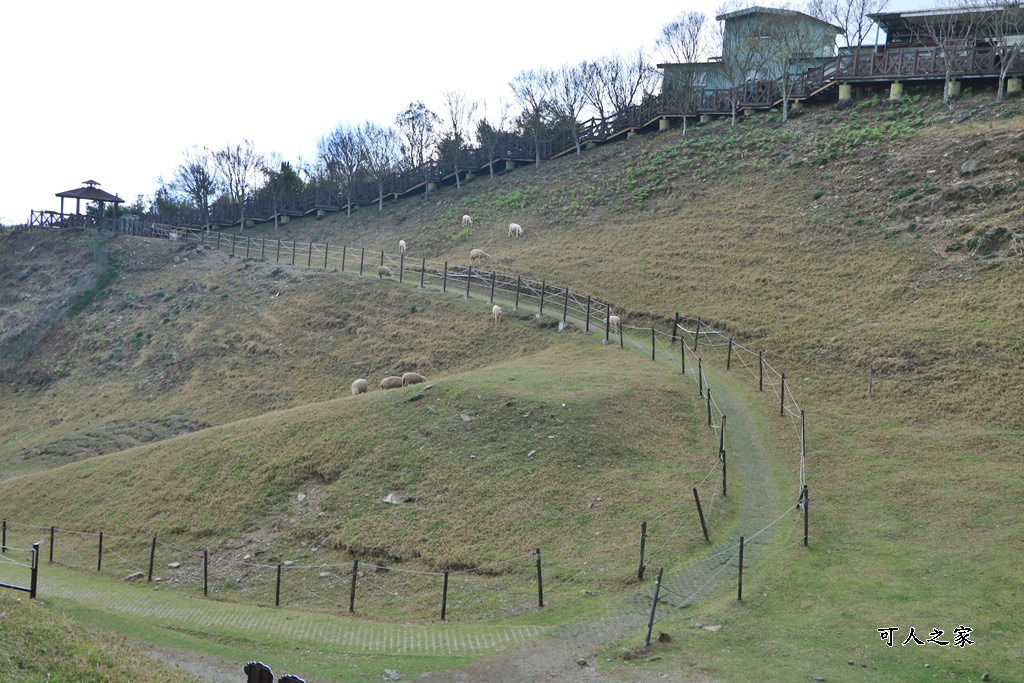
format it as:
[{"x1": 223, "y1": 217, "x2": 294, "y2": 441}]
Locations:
[{"x1": 355, "y1": 214, "x2": 620, "y2": 396}]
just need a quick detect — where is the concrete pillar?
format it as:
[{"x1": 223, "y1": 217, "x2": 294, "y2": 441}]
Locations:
[
  {"x1": 280, "y1": 215, "x2": 290, "y2": 224},
  {"x1": 791, "y1": 101, "x2": 804, "y2": 111},
  {"x1": 1007, "y1": 77, "x2": 1022, "y2": 94},
  {"x1": 947, "y1": 80, "x2": 961, "y2": 98},
  {"x1": 627, "y1": 130, "x2": 638, "y2": 139},
  {"x1": 505, "y1": 160, "x2": 517, "y2": 172},
  {"x1": 316, "y1": 209, "x2": 326, "y2": 218},
  {"x1": 659, "y1": 118, "x2": 671, "y2": 131},
  {"x1": 743, "y1": 107, "x2": 754, "y2": 117},
  {"x1": 245, "y1": 219, "x2": 254, "y2": 229},
  {"x1": 699, "y1": 114, "x2": 712, "y2": 124},
  {"x1": 585, "y1": 141, "x2": 598, "y2": 150},
  {"x1": 838, "y1": 83, "x2": 852, "y2": 101},
  {"x1": 427, "y1": 182, "x2": 439, "y2": 192},
  {"x1": 465, "y1": 171, "x2": 475, "y2": 181},
  {"x1": 889, "y1": 81, "x2": 903, "y2": 100}
]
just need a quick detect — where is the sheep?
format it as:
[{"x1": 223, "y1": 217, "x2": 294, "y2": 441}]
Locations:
[
  {"x1": 376, "y1": 265, "x2": 393, "y2": 279},
  {"x1": 462, "y1": 215, "x2": 473, "y2": 228},
  {"x1": 492, "y1": 305, "x2": 503, "y2": 324},
  {"x1": 399, "y1": 239, "x2": 407, "y2": 254},
  {"x1": 469, "y1": 249, "x2": 490, "y2": 264},
  {"x1": 351, "y1": 378, "x2": 369, "y2": 396},
  {"x1": 402, "y1": 372, "x2": 427, "y2": 386},
  {"x1": 608, "y1": 315, "x2": 620, "y2": 332},
  {"x1": 508, "y1": 223, "x2": 523, "y2": 238},
  {"x1": 380, "y1": 376, "x2": 404, "y2": 390}
]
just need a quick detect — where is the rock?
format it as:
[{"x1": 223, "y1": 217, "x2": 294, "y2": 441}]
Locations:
[
  {"x1": 167, "y1": 562, "x2": 181, "y2": 569},
  {"x1": 848, "y1": 661, "x2": 854, "y2": 665},
  {"x1": 461, "y1": 413, "x2": 474, "y2": 422},
  {"x1": 319, "y1": 572, "x2": 331, "y2": 578},
  {"x1": 982, "y1": 675, "x2": 990, "y2": 682},
  {"x1": 284, "y1": 561, "x2": 293, "y2": 567},
  {"x1": 695, "y1": 622, "x2": 703, "y2": 629},
  {"x1": 576, "y1": 659, "x2": 587, "y2": 666},
  {"x1": 527, "y1": 450, "x2": 537, "y2": 457},
  {"x1": 123, "y1": 572, "x2": 145, "y2": 581},
  {"x1": 407, "y1": 394, "x2": 424, "y2": 402},
  {"x1": 960, "y1": 158, "x2": 981, "y2": 175},
  {"x1": 383, "y1": 493, "x2": 403, "y2": 505},
  {"x1": 658, "y1": 631, "x2": 672, "y2": 643},
  {"x1": 383, "y1": 669, "x2": 401, "y2": 680},
  {"x1": 297, "y1": 493, "x2": 306, "y2": 502},
  {"x1": 704, "y1": 625, "x2": 722, "y2": 632},
  {"x1": 811, "y1": 677, "x2": 826, "y2": 682}
]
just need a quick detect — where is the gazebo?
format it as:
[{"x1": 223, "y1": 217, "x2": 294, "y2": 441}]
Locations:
[{"x1": 56, "y1": 180, "x2": 124, "y2": 218}]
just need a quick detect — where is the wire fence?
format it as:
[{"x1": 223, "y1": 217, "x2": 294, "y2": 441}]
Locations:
[{"x1": 2, "y1": 229, "x2": 810, "y2": 632}]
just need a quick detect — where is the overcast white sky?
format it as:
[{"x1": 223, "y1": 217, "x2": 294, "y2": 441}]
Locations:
[{"x1": 1, "y1": 0, "x2": 921, "y2": 225}]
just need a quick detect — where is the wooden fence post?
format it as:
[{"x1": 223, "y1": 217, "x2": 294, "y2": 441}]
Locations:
[
  {"x1": 681, "y1": 339, "x2": 686, "y2": 374},
  {"x1": 651, "y1": 327, "x2": 656, "y2": 361},
  {"x1": 307, "y1": 241, "x2": 313, "y2": 268},
  {"x1": 341, "y1": 245, "x2": 347, "y2": 272},
  {"x1": 97, "y1": 532, "x2": 103, "y2": 572},
  {"x1": 490, "y1": 271, "x2": 496, "y2": 304},
  {"x1": 349, "y1": 559, "x2": 358, "y2": 612},
  {"x1": 562, "y1": 288, "x2": 569, "y2": 324},
  {"x1": 637, "y1": 521, "x2": 647, "y2": 580},
  {"x1": 803, "y1": 485, "x2": 809, "y2": 547},
  {"x1": 441, "y1": 570, "x2": 450, "y2": 621},
  {"x1": 643, "y1": 567, "x2": 664, "y2": 648},
  {"x1": 706, "y1": 387, "x2": 712, "y2": 426},
  {"x1": 324, "y1": 242, "x2": 329, "y2": 269},
  {"x1": 538, "y1": 281, "x2": 546, "y2": 316},
  {"x1": 693, "y1": 319, "x2": 700, "y2": 351},
  {"x1": 261, "y1": 237, "x2": 266, "y2": 260},
  {"x1": 245, "y1": 236, "x2": 250, "y2": 258},
  {"x1": 780, "y1": 373, "x2": 786, "y2": 417},
  {"x1": 619, "y1": 321, "x2": 624, "y2": 349},
  {"x1": 585, "y1": 296, "x2": 591, "y2": 333},
  {"x1": 290, "y1": 240, "x2": 295, "y2": 266},
  {"x1": 148, "y1": 536, "x2": 156, "y2": 582},
  {"x1": 671, "y1": 312, "x2": 680, "y2": 345},
  {"x1": 442, "y1": 262, "x2": 448, "y2": 292},
  {"x1": 535, "y1": 548, "x2": 544, "y2": 608},
  {"x1": 230, "y1": 234, "x2": 235, "y2": 257},
  {"x1": 722, "y1": 447, "x2": 727, "y2": 497},
  {"x1": 49, "y1": 526, "x2": 54, "y2": 563},
  {"x1": 399, "y1": 253, "x2": 404, "y2": 283},
  {"x1": 1, "y1": 518, "x2": 5, "y2": 554},
  {"x1": 727, "y1": 338, "x2": 733, "y2": 370},
  {"x1": 203, "y1": 549, "x2": 208, "y2": 596},
  {"x1": 605, "y1": 303, "x2": 611, "y2": 343},
  {"x1": 379, "y1": 250, "x2": 384, "y2": 267},
  {"x1": 216, "y1": 232, "x2": 221, "y2": 251},
  {"x1": 275, "y1": 562, "x2": 282, "y2": 606},
  {"x1": 515, "y1": 276, "x2": 521, "y2": 309},
  {"x1": 359, "y1": 248, "x2": 365, "y2": 276},
  {"x1": 694, "y1": 488, "x2": 710, "y2": 541},
  {"x1": 29, "y1": 543, "x2": 39, "y2": 599},
  {"x1": 420, "y1": 258, "x2": 426, "y2": 288},
  {"x1": 759, "y1": 351, "x2": 764, "y2": 391},
  {"x1": 276, "y1": 239, "x2": 281, "y2": 263},
  {"x1": 698, "y1": 358, "x2": 704, "y2": 396},
  {"x1": 465, "y1": 266, "x2": 472, "y2": 299}
]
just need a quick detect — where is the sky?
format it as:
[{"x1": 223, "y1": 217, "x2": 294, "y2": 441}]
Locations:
[{"x1": 0, "y1": 0, "x2": 922, "y2": 225}]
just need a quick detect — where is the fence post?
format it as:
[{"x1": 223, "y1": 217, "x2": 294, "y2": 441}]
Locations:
[
  {"x1": 359, "y1": 248, "x2": 365, "y2": 276},
  {"x1": 490, "y1": 271, "x2": 497, "y2": 303},
  {"x1": 637, "y1": 521, "x2": 647, "y2": 580},
  {"x1": 643, "y1": 567, "x2": 664, "y2": 648},
  {"x1": 803, "y1": 485, "x2": 809, "y2": 546},
  {"x1": 721, "y1": 415, "x2": 728, "y2": 497},
  {"x1": 538, "y1": 282, "x2": 546, "y2": 317},
  {"x1": 148, "y1": 536, "x2": 156, "y2": 582},
  {"x1": 780, "y1": 373, "x2": 786, "y2": 417},
  {"x1": 465, "y1": 266, "x2": 472, "y2": 299},
  {"x1": 324, "y1": 242, "x2": 329, "y2": 269},
  {"x1": 737, "y1": 537, "x2": 745, "y2": 601},
  {"x1": 562, "y1": 288, "x2": 569, "y2": 324},
  {"x1": 203, "y1": 549, "x2": 208, "y2": 596},
  {"x1": 216, "y1": 232, "x2": 221, "y2": 251},
  {"x1": 868, "y1": 367, "x2": 873, "y2": 396},
  {"x1": 727, "y1": 338, "x2": 733, "y2": 370},
  {"x1": 97, "y1": 532, "x2": 103, "y2": 572},
  {"x1": 399, "y1": 253, "x2": 405, "y2": 283},
  {"x1": 759, "y1": 351, "x2": 764, "y2": 391},
  {"x1": 201, "y1": 231, "x2": 206, "y2": 249},
  {"x1": 605, "y1": 303, "x2": 611, "y2": 343},
  {"x1": 291, "y1": 240, "x2": 297, "y2": 266},
  {"x1": 49, "y1": 526, "x2": 54, "y2": 563},
  {"x1": 515, "y1": 276, "x2": 521, "y2": 309},
  {"x1": 681, "y1": 340, "x2": 686, "y2": 374},
  {"x1": 698, "y1": 358, "x2": 704, "y2": 396},
  {"x1": 693, "y1": 318, "x2": 700, "y2": 351},
  {"x1": 694, "y1": 488, "x2": 710, "y2": 541},
  {"x1": 441, "y1": 570, "x2": 450, "y2": 621},
  {"x1": 707, "y1": 387, "x2": 712, "y2": 426},
  {"x1": 619, "y1": 321, "x2": 624, "y2": 349},
  {"x1": 442, "y1": 262, "x2": 448, "y2": 292},
  {"x1": 275, "y1": 563, "x2": 282, "y2": 606},
  {"x1": 380, "y1": 250, "x2": 385, "y2": 267},
  {"x1": 651, "y1": 327, "x2": 656, "y2": 361},
  {"x1": 230, "y1": 234, "x2": 235, "y2": 257},
  {"x1": 671, "y1": 312, "x2": 679, "y2": 345},
  {"x1": 420, "y1": 258, "x2": 426, "y2": 289},
  {"x1": 1, "y1": 518, "x2": 5, "y2": 554},
  {"x1": 30, "y1": 543, "x2": 39, "y2": 599},
  {"x1": 349, "y1": 559, "x2": 358, "y2": 613},
  {"x1": 585, "y1": 296, "x2": 591, "y2": 333},
  {"x1": 261, "y1": 237, "x2": 266, "y2": 261},
  {"x1": 341, "y1": 245, "x2": 347, "y2": 272},
  {"x1": 276, "y1": 239, "x2": 281, "y2": 263},
  {"x1": 245, "y1": 236, "x2": 250, "y2": 258},
  {"x1": 535, "y1": 548, "x2": 544, "y2": 608},
  {"x1": 719, "y1": 414, "x2": 726, "y2": 456}
]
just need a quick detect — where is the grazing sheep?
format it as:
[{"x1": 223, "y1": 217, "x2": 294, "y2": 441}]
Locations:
[
  {"x1": 402, "y1": 372, "x2": 427, "y2": 386},
  {"x1": 462, "y1": 215, "x2": 473, "y2": 227},
  {"x1": 492, "y1": 305, "x2": 503, "y2": 324},
  {"x1": 376, "y1": 265, "x2": 393, "y2": 279},
  {"x1": 399, "y1": 239, "x2": 407, "y2": 253},
  {"x1": 508, "y1": 223, "x2": 523, "y2": 238},
  {"x1": 351, "y1": 378, "x2": 369, "y2": 396},
  {"x1": 608, "y1": 315, "x2": 620, "y2": 332},
  {"x1": 380, "y1": 376, "x2": 404, "y2": 390},
  {"x1": 469, "y1": 248, "x2": 490, "y2": 264}
]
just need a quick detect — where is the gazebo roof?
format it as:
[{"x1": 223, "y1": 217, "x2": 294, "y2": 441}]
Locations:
[{"x1": 55, "y1": 180, "x2": 124, "y2": 204}]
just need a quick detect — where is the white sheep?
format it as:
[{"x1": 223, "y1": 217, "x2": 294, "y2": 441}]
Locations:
[
  {"x1": 608, "y1": 315, "x2": 620, "y2": 332},
  {"x1": 492, "y1": 305, "x2": 503, "y2": 324},
  {"x1": 508, "y1": 223, "x2": 523, "y2": 238},
  {"x1": 351, "y1": 378, "x2": 369, "y2": 396},
  {"x1": 469, "y1": 249, "x2": 490, "y2": 264},
  {"x1": 462, "y1": 215, "x2": 473, "y2": 228},
  {"x1": 380, "y1": 376, "x2": 404, "y2": 390},
  {"x1": 402, "y1": 372, "x2": 427, "y2": 386},
  {"x1": 376, "y1": 265, "x2": 393, "y2": 279},
  {"x1": 399, "y1": 239, "x2": 407, "y2": 254}
]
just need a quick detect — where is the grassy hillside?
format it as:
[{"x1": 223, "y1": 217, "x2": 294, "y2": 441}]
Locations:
[{"x1": 1, "y1": 89, "x2": 1022, "y2": 681}]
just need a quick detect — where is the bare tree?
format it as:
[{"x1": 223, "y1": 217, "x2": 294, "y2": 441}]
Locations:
[
  {"x1": 976, "y1": 0, "x2": 1024, "y2": 102},
  {"x1": 360, "y1": 121, "x2": 402, "y2": 212},
  {"x1": 806, "y1": 0, "x2": 888, "y2": 49},
  {"x1": 510, "y1": 68, "x2": 556, "y2": 166},
  {"x1": 317, "y1": 124, "x2": 364, "y2": 216},
  {"x1": 921, "y1": 0, "x2": 985, "y2": 105},
  {"x1": 475, "y1": 98, "x2": 512, "y2": 180},
  {"x1": 713, "y1": 1, "x2": 776, "y2": 126},
  {"x1": 756, "y1": 8, "x2": 840, "y2": 122},
  {"x1": 214, "y1": 140, "x2": 265, "y2": 233},
  {"x1": 396, "y1": 101, "x2": 441, "y2": 195},
  {"x1": 657, "y1": 10, "x2": 712, "y2": 64},
  {"x1": 441, "y1": 91, "x2": 478, "y2": 190},
  {"x1": 550, "y1": 62, "x2": 590, "y2": 155},
  {"x1": 171, "y1": 146, "x2": 220, "y2": 230}
]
